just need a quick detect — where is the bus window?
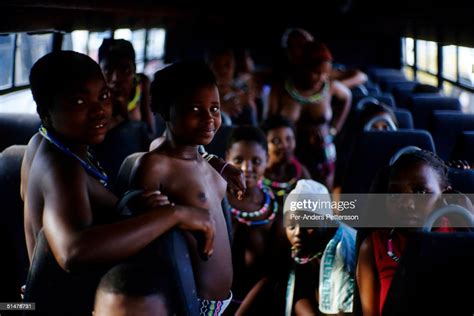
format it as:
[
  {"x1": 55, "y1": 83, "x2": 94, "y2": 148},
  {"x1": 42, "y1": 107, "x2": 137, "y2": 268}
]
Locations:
[
  {"x1": 15, "y1": 33, "x2": 53, "y2": 86},
  {"x1": 114, "y1": 28, "x2": 147, "y2": 73},
  {"x1": 0, "y1": 34, "x2": 15, "y2": 90},
  {"x1": 458, "y1": 46, "x2": 474, "y2": 87},
  {"x1": 442, "y1": 45, "x2": 457, "y2": 82}
]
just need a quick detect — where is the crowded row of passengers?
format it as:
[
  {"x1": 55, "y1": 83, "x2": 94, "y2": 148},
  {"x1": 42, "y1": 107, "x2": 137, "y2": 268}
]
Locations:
[{"x1": 17, "y1": 26, "x2": 471, "y2": 316}]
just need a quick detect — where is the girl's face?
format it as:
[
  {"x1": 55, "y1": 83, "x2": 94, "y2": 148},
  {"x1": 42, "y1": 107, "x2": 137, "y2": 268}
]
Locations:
[
  {"x1": 301, "y1": 61, "x2": 331, "y2": 89},
  {"x1": 267, "y1": 127, "x2": 296, "y2": 162},
  {"x1": 387, "y1": 161, "x2": 443, "y2": 227},
  {"x1": 367, "y1": 113, "x2": 394, "y2": 131},
  {"x1": 170, "y1": 84, "x2": 221, "y2": 146},
  {"x1": 100, "y1": 57, "x2": 135, "y2": 111},
  {"x1": 50, "y1": 76, "x2": 112, "y2": 145},
  {"x1": 286, "y1": 225, "x2": 318, "y2": 257},
  {"x1": 226, "y1": 141, "x2": 267, "y2": 188},
  {"x1": 210, "y1": 53, "x2": 235, "y2": 85}
]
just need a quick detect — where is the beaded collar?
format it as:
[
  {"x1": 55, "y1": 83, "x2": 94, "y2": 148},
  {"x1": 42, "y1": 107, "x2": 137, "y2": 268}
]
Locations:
[
  {"x1": 284, "y1": 79, "x2": 329, "y2": 105},
  {"x1": 39, "y1": 126, "x2": 108, "y2": 186},
  {"x1": 263, "y1": 157, "x2": 302, "y2": 197},
  {"x1": 292, "y1": 247, "x2": 323, "y2": 265},
  {"x1": 230, "y1": 181, "x2": 278, "y2": 226}
]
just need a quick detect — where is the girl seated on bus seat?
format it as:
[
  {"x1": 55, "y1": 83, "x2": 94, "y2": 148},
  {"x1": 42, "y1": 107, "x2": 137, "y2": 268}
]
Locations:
[
  {"x1": 284, "y1": 179, "x2": 356, "y2": 316},
  {"x1": 357, "y1": 101, "x2": 398, "y2": 132},
  {"x1": 356, "y1": 149, "x2": 453, "y2": 316}
]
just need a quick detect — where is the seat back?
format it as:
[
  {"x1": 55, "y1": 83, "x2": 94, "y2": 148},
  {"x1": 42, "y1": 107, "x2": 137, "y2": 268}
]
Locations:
[
  {"x1": 430, "y1": 110, "x2": 474, "y2": 160},
  {"x1": 342, "y1": 130, "x2": 436, "y2": 193},
  {"x1": 451, "y1": 131, "x2": 474, "y2": 162},
  {"x1": 114, "y1": 152, "x2": 146, "y2": 197},
  {"x1": 383, "y1": 232, "x2": 474, "y2": 316},
  {"x1": 93, "y1": 121, "x2": 151, "y2": 191},
  {"x1": 411, "y1": 95, "x2": 461, "y2": 130},
  {"x1": 393, "y1": 109, "x2": 413, "y2": 129},
  {"x1": 0, "y1": 113, "x2": 41, "y2": 151},
  {"x1": 0, "y1": 145, "x2": 29, "y2": 300}
]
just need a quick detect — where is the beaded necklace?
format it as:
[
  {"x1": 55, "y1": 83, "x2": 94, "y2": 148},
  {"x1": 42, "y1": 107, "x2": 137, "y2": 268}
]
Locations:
[
  {"x1": 387, "y1": 229, "x2": 401, "y2": 263},
  {"x1": 127, "y1": 76, "x2": 142, "y2": 112},
  {"x1": 230, "y1": 181, "x2": 278, "y2": 226},
  {"x1": 284, "y1": 79, "x2": 329, "y2": 105},
  {"x1": 263, "y1": 157, "x2": 302, "y2": 197},
  {"x1": 292, "y1": 247, "x2": 323, "y2": 265},
  {"x1": 39, "y1": 126, "x2": 108, "y2": 186}
]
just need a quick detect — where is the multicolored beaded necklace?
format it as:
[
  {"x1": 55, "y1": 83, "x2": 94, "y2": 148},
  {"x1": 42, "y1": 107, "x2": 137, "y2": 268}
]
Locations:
[
  {"x1": 39, "y1": 126, "x2": 109, "y2": 186},
  {"x1": 387, "y1": 229, "x2": 401, "y2": 263},
  {"x1": 230, "y1": 181, "x2": 278, "y2": 226},
  {"x1": 262, "y1": 157, "x2": 302, "y2": 197},
  {"x1": 284, "y1": 79, "x2": 329, "y2": 105},
  {"x1": 291, "y1": 246, "x2": 323, "y2": 265}
]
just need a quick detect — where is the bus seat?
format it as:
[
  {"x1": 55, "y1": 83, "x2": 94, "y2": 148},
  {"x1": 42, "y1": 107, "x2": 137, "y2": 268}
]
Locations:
[
  {"x1": 393, "y1": 109, "x2": 414, "y2": 129},
  {"x1": 341, "y1": 130, "x2": 436, "y2": 193},
  {"x1": 0, "y1": 113, "x2": 40, "y2": 151},
  {"x1": 204, "y1": 125, "x2": 234, "y2": 158},
  {"x1": 430, "y1": 110, "x2": 474, "y2": 160},
  {"x1": 379, "y1": 78, "x2": 412, "y2": 94},
  {"x1": 411, "y1": 95, "x2": 461, "y2": 130},
  {"x1": 114, "y1": 152, "x2": 145, "y2": 197},
  {"x1": 383, "y1": 231, "x2": 474, "y2": 316},
  {"x1": 355, "y1": 93, "x2": 396, "y2": 110},
  {"x1": 0, "y1": 145, "x2": 29, "y2": 301},
  {"x1": 391, "y1": 82, "x2": 424, "y2": 108},
  {"x1": 367, "y1": 68, "x2": 404, "y2": 83},
  {"x1": 451, "y1": 131, "x2": 474, "y2": 163},
  {"x1": 93, "y1": 121, "x2": 151, "y2": 192},
  {"x1": 448, "y1": 168, "x2": 474, "y2": 194}
]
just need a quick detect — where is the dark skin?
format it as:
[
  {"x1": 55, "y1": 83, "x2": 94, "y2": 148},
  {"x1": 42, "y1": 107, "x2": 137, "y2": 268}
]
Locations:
[
  {"x1": 264, "y1": 126, "x2": 311, "y2": 183},
  {"x1": 269, "y1": 61, "x2": 351, "y2": 131},
  {"x1": 21, "y1": 75, "x2": 215, "y2": 271},
  {"x1": 357, "y1": 161, "x2": 446, "y2": 316},
  {"x1": 150, "y1": 134, "x2": 246, "y2": 199},
  {"x1": 94, "y1": 291, "x2": 169, "y2": 316},
  {"x1": 226, "y1": 141, "x2": 288, "y2": 314},
  {"x1": 100, "y1": 57, "x2": 155, "y2": 134},
  {"x1": 132, "y1": 84, "x2": 232, "y2": 300},
  {"x1": 270, "y1": 61, "x2": 350, "y2": 190}
]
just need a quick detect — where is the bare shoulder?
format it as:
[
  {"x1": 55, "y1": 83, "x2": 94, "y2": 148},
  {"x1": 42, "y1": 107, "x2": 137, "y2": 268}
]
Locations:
[{"x1": 21, "y1": 133, "x2": 42, "y2": 197}]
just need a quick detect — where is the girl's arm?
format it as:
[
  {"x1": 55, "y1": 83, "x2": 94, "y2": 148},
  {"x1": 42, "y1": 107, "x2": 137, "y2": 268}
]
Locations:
[
  {"x1": 43, "y1": 154, "x2": 214, "y2": 272},
  {"x1": 356, "y1": 237, "x2": 380, "y2": 316}
]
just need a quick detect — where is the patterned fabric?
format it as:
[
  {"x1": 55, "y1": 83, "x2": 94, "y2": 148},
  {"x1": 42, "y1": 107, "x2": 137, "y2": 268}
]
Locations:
[
  {"x1": 319, "y1": 224, "x2": 356, "y2": 314},
  {"x1": 198, "y1": 292, "x2": 233, "y2": 316}
]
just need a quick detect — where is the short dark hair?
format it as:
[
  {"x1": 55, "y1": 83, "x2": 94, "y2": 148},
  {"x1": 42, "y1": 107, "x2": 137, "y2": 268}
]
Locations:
[
  {"x1": 226, "y1": 125, "x2": 268, "y2": 153},
  {"x1": 98, "y1": 39, "x2": 136, "y2": 63},
  {"x1": 29, "y1": 51, "x2": 103, "y2": 122},
  {"x1": 150, "y1": 61, "x2": 217, "y2": 121},
  {"x1": 391, "y1": 150, "x2": 449, "y2": 189},
  {"x1": 98, "y1": 263, "x2": 171, "y2": 300},
  {"x1": 260, "y1": 115, "x2": 295, "y2": 134}
]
